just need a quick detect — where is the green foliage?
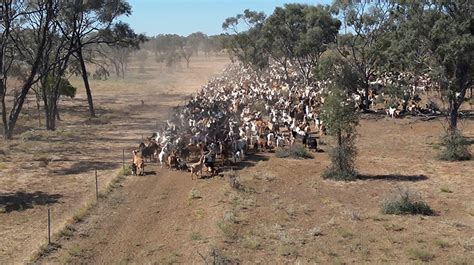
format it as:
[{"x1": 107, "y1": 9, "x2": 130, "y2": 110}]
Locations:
[
  {"x1": 388, "y1": 0, "x2": 473, "y2": 130},
  {"x1": 438, "y1": 130, "x2": 471, "y2": 161},
  {"x1": 440, "y1": 187, "x2": 453, "y2": 193},
  {"x1": 318, "y1": 54, "x2": 359, "y2": 181},
  {"x1": 381, "y1": 187, "x2": 434, "y2": 216},
  {"x1": 222, "y1": 10, "x2": 269, "y2": 74},
  {"x1": 263, "y1": 4, "x2": 340, "y2": 82},
  {"x1": 320, "y1": 88, "x2": 359, "y2": 138},
  {"x1": 275, "y1": 144, "x2": 313, "y2": 159},
  {"x1": 42, "y1": 75, "x2": 77, "y2": 98},
  {"x1": 316, "y1": 51, "x2": 363, "y2": 92},
  {"x1": 331, "y1": 0, "x2": 394, "y2": 104}
]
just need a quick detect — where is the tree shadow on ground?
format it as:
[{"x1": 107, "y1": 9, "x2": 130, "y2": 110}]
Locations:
[
  {"x1": 192, "y1": 153, "x2": 270, "y2": 180},
  {"x1": 0, "y1": 191, "x2": 63, "y2": 213},
  {"x1": 222, "y1": 153, "x2": 270, "y2": 172},
  {"x1": 357, "y1": 174, "x2": 429, "y2": 182},
  {"x1": 52, "y1": 161, "x2": 118, "y2": 175},
  {"x1": 465, "y1": 137, "x2": 474, "y2": 146}
]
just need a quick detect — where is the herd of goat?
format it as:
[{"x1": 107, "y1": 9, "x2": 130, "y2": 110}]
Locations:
[{"x1": 131, "y1": 61, "x2": 438, "y2": 177}]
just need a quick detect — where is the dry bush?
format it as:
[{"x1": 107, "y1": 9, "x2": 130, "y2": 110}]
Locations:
[
  {"x1": 407, "y1": 247, "x2": 434, "y2": 262},
  {"x1": 275, "y1": 144, "x2": 313, "y2": 159},
  {"x1": 188, "y1": 188, "x2": 202, "y2": 200},
  {"x1": 438, "y1": 130, "x2": 471, "y2": 161},
  {"x1": 197, "y1": 247, "x2": 239, "y2": 265},
  {"x1": 381, "y1": 187, "x2": 434, "y2": 216},
  {"x1": 226, "y1": 171, "x2": 243, "y2": 190}
]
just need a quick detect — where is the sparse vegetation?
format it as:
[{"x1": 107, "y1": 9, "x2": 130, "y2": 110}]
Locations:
[
  {"x1": 60, "y1": 225, "x2": 75, "y2": 239},
  {"x1": 275, "y1": 144, "x2": 313, "y2": 159},
  {"x1": 307, "y1": 226, "x2": 323, "y2": 237},
  {"x1": 438, "y1": 130, "x2": 471, "y2": 161},
  {"x1": 434, "y1": 239, "x2": 450, "y2": 249},
  {"x1": 117, "y1": 166, "x2": 132, "y2": 177},
  {"x1": 383, "y1": 223, "x2": 404, "y2": 232},
  {"x1": 190, "y1": 232, "x2": 203, "y2": 241},
  {"x1": 337, "y1": 228, "x2": 354, "y2": 239},
  {"x1": 226, "y1": 171, "x2": 244, "y2": 190},
  {"x1": 188, "y1": 188, "x2": 202, "y2": 200},
  {"x1": 440, "y1": 187, "x2": 453, "y2": 193},
  {"x1": 242, "y1": 235, "x2": 261, "y2": 250},
  {"x1": 217, "y1": 220, "x2": 239, "y2": 242},
  {"x1": 381, "y1": 187, "x2": 434, "y2": 216},
  {"x1": 223, "y1": 211, "x2": 238, "y2": 224},
  {"x1": 344, "y1": 209, "x2": 362, "y2": 221},
  {"x1": 407, "y1": 247, "x2": 434, "y2": 262},
  {"x1": 72, "y1": 203, "x2": 94, "y2": 223},
  {"x1": 198, "y1": 247, "x2": 238, "y2": 265}
]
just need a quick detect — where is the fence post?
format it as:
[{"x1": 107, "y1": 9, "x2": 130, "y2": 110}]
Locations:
[
  {"x1": 47, "y1": 208, "x2": 51, "y2": 245},
  {"x1": 122, "y1": 148, "x2": 125, "y2": 171},
  {"x1": 95, "y1": 169, "x2": 99, "y2": 199}
]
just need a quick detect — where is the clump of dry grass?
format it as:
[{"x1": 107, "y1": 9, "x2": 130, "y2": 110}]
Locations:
[
  {"x1": 438, "y1": 130, "x2": 471, "y2": 161},
  {"x1": 72, "y1": 202, "x2": 94, "y2": 222},
  {"x1": 188, "y1": 188, "x2": 202, "y2": 200},
  {"x1": 381, "y1": 187, "x2": 434, "y2": 216},
  {"x1": 307, "y1": 226, "x2": 323, "y2": 237},
  {"x1": 276, "y1": 144, "x2": 313, "y2": 159},
  {"x1": 407, "y1": 247, "x2": 434, "y2": 262}
]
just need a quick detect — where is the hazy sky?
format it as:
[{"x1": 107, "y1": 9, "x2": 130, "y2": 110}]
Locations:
[{"x1": 122, "y1": 0, "x2": 332, "y2": 37}]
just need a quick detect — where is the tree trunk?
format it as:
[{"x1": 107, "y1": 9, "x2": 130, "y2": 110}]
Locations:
[
  {"x1": 363, "y1": 80, "x2": 370, "y2": 111},
  {"x1": 36, "y1": 94, "x2": 42, "y2": 127},
  {"x1": 1, "y1": 0, "x2": 54, "y2": 139},
  {"x1": 1, "y1": 83, "x2": 8, "y2": 139},
  {"x1": 77, "y1": 47, "x2": 96, "y2": 117},
  {"x1": 448, "y1": 103, "x2": 458, "y2": 131},
  {"x1": 56, "y1": 104, "x2": 61, "y2": 121}
]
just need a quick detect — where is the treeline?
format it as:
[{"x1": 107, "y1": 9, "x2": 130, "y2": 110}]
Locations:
[
  {"x1": 140, "y1": 32, "x2": 228, "y2": 69},
  {"x1": 0, "y1": 0, "x2": 145, "y2": 139},
  {"x1": 221, "y1": 1, "x2": 472, "y2": 156}
]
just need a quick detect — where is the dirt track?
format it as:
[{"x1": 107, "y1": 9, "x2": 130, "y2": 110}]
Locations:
[{"x1": 40, "y1": 167, "x2": 229, "y2": 263}]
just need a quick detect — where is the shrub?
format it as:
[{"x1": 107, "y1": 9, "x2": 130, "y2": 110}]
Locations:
[
  {"x1": 438, "y1": 130, "x2": 471, "y2": 161},
  {"x1": 275, "y1": 144, "x2": 313, "y2": 159},
  {"x1": 204, "y1": 247, "x2": 238, "y2": 265},
  {"x1": 188, "y1": 188, "x2": 202, "y2": 200},
  {"x1": 190, "y1": 232, "x2": 203, "y2": 241},
  {"x1": 440, "y1": 187, "x2": 453, "y2": 193},
  {"x1": 407, "y1": 247, "x2": 434, "y2": 262},
  {"x1": 381, "y1": 187, "x2": 434, "y2": 216},
  {"x1": 322, "y1": 135, "x2": 357, "y2": 181},
  {"x1": 242, "y1": 235, "x2": 261, "y2": 250},
  {"x1": 217, "y1": 221, "x2": 238, "y2": 242}
]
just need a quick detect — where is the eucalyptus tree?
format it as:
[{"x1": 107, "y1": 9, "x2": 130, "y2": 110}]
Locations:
[
  {"x1": 0, "y1": 0, "x2": 57, "y2": 139},
  {"x1": 387, "y1": 0, "x2": 473, "y2": 160},
  {"x1": 317, "y1": 52, "x2": 360, "y2": 180},
  {"x1": 332, "y1": 0, "x2": 394, "y2": 110},
  {"x1": 263, "y1": 4, "x2": 341, "y2": 85},
  {"x1": 56, "y1": 0, "x2": 135, "y2": 117},
  {"x1": 187, "y1": 32, "x2": 207, "y2": 57},
  {"x1": 222, "y1": 9, "x2": 269, "y2": 77}
]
